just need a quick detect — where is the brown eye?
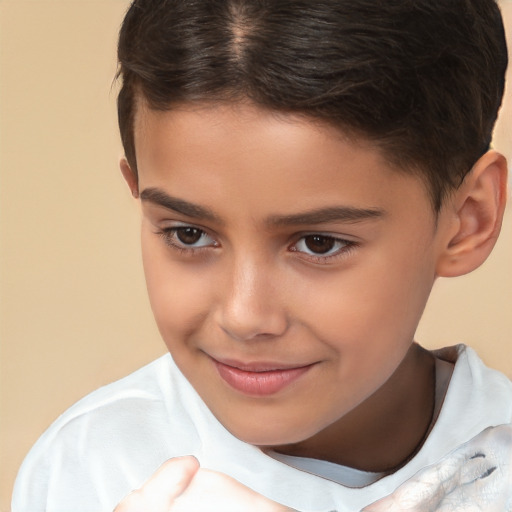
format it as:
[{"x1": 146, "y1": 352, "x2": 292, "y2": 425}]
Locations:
[
  {"x1": 176, "y1": 227, "x2": 203, "y2": 245},
  {"x1": 159, "y1": 226, "x2": 217, "y2": 251},
  {"x1": 303, "y1": 235, "x2": 336, "y2": 254},
  {"x1": 291, "y1": 234, "x2": 354, "y2": 262}
]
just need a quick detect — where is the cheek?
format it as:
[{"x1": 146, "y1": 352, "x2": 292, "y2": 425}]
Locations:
[
  {"x1": 141, "y1": 235, "x2": 212, "y2": 340},
  {"x1": 300, "y1": 248, "x2": 434, "y2": 356}
]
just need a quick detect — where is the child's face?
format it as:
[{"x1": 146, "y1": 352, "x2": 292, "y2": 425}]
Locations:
[{"x1": 133, "y1": 102, "x2": 443, "y2": 446}]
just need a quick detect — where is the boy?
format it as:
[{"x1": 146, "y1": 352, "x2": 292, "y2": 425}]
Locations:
[{"x1": 12, "y1": 0, "x2": 512, "y2": 510}]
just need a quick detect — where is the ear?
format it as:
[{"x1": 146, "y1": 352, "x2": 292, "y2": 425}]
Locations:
[
  {"x1": 436, "y1": 150, "x2": 508, "y2": 278},
  {"x1": 120, "y1": 157, "x2": 139, "y2": 198}
]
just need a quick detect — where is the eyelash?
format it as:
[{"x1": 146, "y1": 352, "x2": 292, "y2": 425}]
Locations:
[
  {"x1": 156, "y1": 226, "x2": 218, "y2": 255},
  {"x1": 156, "y1": 227, "x2": 357, "y2": 264},
  {"x1": 290, "y1": 234, "x2": 358, "y2": 264}
]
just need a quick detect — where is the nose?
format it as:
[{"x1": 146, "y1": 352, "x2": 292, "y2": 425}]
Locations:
[{"x1": 215, "y1": 257, "x2": 289, "y2": 342}]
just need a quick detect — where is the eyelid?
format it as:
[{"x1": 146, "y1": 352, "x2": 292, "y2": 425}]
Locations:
[
  {"x1": 157, "y1": 218, "x2": 212, "y2": 231},
  {"x1": 289, "y1": 232, "x2": 358, "y2": 264},
  {"x1": 157, "y1": 223, "x2": 219, "y2": 252},
  {"x1": 154, "y1": 222, "x2": 358, "y2": 263}
]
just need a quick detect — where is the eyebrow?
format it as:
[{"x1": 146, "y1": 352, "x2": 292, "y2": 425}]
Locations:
[
  {"x1": 140, "y1": 187, "x2": 385, "y2": 226},
  {"x1": 140, "y1": 188, "x2": 222, "y2": 223},
  {"x1": 267, "y1": 206, "x2": 385, "y2": 226}
]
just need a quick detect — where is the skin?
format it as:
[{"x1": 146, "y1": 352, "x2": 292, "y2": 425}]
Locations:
[
  {"x1": 115, "y1": 456, "x2": 295, "y2": 512},
  {"x1": 129, "y1": 101, "x2": 448, "y2": 466},
  {"x1": 117, "y1": 100, "x2": 507, "y2": 509},
  {"x1": 116, "y1": 423, "x2": 512, "y2": 511}
]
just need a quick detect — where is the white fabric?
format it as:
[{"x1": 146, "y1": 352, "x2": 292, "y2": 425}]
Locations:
[
  {"x1": 268, "y1": 358, "x2": 454, "y2": 488},
  {"x1": 363, "y1": 424, "x2": 512, "y2": 511},
  {"x1": 12, "y1": 345, "x2": 512, "y2": 512}
]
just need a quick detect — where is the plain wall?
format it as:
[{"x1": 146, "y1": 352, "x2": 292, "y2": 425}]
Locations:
[{"x1": 1, "y1": 1, "x2": 511, "y2": 510}]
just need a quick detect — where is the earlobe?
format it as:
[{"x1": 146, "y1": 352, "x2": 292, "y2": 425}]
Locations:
[
  {"x1": 120, "y1": 157, "x2": 139, "y2": 198},
  {"x1": 436, "y1": 150, "x2": 508, "y2": 278}
]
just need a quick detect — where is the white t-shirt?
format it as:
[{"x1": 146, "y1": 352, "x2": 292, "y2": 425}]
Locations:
[{"x1": 12, "y1": 345, "x2": 512, "y2": 512}]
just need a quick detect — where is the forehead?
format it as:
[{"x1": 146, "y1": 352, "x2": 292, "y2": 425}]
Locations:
[{"x1": 133, "y1": 101, "x2": 432, "y2": 222}]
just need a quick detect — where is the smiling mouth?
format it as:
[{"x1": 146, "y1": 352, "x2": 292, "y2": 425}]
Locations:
[{"x1": 211, "y1": 358, "x2": 315, "y2": 396}]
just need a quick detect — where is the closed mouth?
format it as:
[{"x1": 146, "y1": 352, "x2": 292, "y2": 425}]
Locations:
[{"x1": 211, "y1": 357, "x2": 315, "y2": 396}]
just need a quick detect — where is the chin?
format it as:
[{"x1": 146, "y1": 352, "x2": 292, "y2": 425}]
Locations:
[{"x1": 226, "y1": 419, "x2": 315, "y2": 447}]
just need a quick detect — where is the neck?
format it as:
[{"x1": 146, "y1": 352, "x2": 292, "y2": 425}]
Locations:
[{"x1": 273, "y1": 343, "x2": 436, "y2": 472}]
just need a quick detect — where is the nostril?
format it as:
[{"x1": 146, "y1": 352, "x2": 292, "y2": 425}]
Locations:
[
  {"x1": 216, "y1": 299, "x2": 289, "y2": 342},
  {"x1": 220, "y1": 325, "x2": 283, "y2": 342}
]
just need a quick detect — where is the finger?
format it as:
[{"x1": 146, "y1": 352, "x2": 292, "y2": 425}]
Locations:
[
  {"x1": 114, "y1": 456, "x2": 200, "y2": 512},
  {"x1": 171, "y1": 468, "x2": 295, "y2": 512},
  {"x1": 143, "y1": 456, "x2": 200, "y2": 498}
]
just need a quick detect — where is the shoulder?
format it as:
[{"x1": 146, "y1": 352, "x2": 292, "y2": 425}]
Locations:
[
  {"x1": 35, "y1": 353, "x2": 176, "y2": 441},
  {"x1": 378, "y1": 343, "x2": 512, "y2": 499},
  {"x1": 11, "y1": 354, "x2": 201, "y2": 511},
  {"x1": 364, "y1": 423, "x2": 512, "y2": 511},
  {"x1": 429, "y1": 344, "x2": 512, "y2": 450},
  {"x1": 436, "y1": 344, "x2": 512, "y2": 412}
]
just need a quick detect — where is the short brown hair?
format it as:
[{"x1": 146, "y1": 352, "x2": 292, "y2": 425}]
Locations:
[{"x1": 117, "y1": 0, "x2": 507, "y2": 211}]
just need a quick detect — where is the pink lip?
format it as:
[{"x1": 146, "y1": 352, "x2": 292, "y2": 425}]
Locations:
[{"x1": 211, "y1": 358, "x2": 314, "y2": 396}]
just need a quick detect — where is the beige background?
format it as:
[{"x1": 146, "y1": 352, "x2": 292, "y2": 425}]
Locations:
[{"x1": 0, "y1": 1, "x2": 511, "y2": 510}]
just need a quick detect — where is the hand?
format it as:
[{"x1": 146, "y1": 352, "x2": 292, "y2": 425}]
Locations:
[
  {"x1": 114, "y1": 456, "x2": 295, "y2": 512},
  {"x1": 362, "y1": 424, "x2": 512, "y2": 511},
  {"x1": 114, "y1": 456, "x2": 199, "y2": 512}
]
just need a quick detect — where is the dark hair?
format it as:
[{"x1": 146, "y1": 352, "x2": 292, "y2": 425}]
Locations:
[{"x1": 117, "y1": 0, "x2": 507, "y2": 211}]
